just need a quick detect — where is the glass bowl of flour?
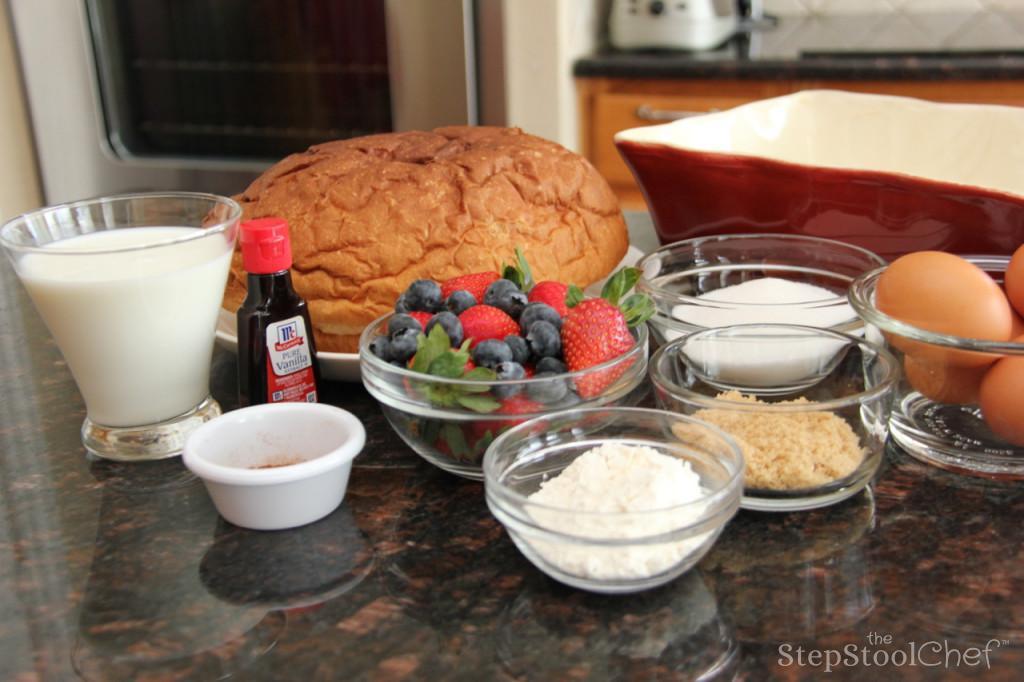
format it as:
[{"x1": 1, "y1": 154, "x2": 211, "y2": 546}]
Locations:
[
  {"x1": 636, "y1": 234, "x2": 886, "y2": 348},
  {"x1": 483, "y1": 407, "x2": 743, "y2": 594}
]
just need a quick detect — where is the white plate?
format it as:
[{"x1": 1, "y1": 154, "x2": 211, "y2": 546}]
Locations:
[{"x1": 216, "y1": 245, "x2": 646, "y2": 382}]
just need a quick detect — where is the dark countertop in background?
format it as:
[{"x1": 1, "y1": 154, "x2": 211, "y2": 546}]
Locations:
[
  {"x1": 575, "y1": 12, "x2": 1024, "y2": 80},
  {"x1": 3, "y1": 254, "x2": 1024, "y2": 680}
]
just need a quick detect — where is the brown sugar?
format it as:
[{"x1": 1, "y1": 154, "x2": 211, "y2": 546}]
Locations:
[{"x1": 673, "y1": 391, "x2": 864, "y2": 490}]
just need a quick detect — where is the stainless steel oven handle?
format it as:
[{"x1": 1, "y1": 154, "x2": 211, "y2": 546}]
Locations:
[{"x1": 634, "y1": 105, "x2": 720, "y2": 121}]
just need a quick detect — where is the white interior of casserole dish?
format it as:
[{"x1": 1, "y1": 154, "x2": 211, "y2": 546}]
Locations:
[{"x1": 614, "y1": 90, "x2": 1024, "y2": 196}]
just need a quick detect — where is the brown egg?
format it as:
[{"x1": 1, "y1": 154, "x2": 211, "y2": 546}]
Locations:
[
  {"x1": 1007, "y1": 244, "x2": 1024, "y2": 319},
  {"x1": 877, "y1": 251, "x2": 1013, "y2": 367},
  {"x1": 1011, "y1": 311, "x2": 1024, "y2": 339},
  {"x1": 904, "y1": 354, "x2": 987, "y2": 405},
  {"x1": 979, "y1": 343, "x2": 1024, "y2": 447}
]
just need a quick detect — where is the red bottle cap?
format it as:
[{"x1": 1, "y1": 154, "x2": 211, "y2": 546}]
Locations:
[{"x1": 240, "y1": 217, "x2": 292, "y2": 274}]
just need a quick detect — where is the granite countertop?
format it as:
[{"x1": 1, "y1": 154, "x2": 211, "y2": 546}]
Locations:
[
  {"x1": 575, "y1": 12, "x2": 1024, "y2": 80},
  {"x1": 2, "y1": 254, "x2": 1024, "y2": 680}
]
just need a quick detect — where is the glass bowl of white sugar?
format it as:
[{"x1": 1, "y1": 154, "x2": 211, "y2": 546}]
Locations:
[
  {"x1": 482, "y1": 407, "x2": 744, "y2": 594},
  {"x1": 636, "y1": 234, "x2": 886, "y2": 348}
]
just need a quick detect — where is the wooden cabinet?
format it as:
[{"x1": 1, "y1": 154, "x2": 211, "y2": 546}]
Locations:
[{"x1": 577, "y1": 77, "x2": 1024, "y2": 210}]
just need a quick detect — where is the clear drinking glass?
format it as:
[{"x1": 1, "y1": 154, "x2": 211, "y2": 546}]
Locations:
[{"x1": 1, "y1": 192, "x2": 241, "y2": 461}]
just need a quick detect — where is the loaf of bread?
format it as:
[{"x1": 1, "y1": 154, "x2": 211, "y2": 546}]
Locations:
[{"x1": 222, "y1": 126, "x2": 629, "y2": 353}]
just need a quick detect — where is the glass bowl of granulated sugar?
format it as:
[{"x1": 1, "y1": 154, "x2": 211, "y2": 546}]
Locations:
[
  {"x1": 482, "y1": 407, "x2": 744, "y2": 594},
  {"x1": 636, "y1": 234, "x2": 886, "y2": 348}
]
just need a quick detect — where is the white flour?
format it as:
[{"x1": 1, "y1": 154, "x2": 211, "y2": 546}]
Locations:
[{"x1": 525, "y1": 443, "x2": 710, "y2": 581}]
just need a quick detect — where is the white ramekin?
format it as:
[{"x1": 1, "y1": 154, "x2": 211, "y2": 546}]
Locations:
[{"x1": 183, "y1": 403, "x2": 365, "y2": 530}]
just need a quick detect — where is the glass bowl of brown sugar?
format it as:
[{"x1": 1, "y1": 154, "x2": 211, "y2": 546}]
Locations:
[{"x1": 649, "y1": 324, "x2": 900, "y2": 512}]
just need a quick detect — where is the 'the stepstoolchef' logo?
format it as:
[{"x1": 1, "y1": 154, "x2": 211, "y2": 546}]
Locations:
[{"x1": 274, "y1": 321, "x2": 305, "y2": 351}]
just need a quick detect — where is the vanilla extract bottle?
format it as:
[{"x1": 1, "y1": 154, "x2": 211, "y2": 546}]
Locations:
[{"x1": 236, "y1": 217, "x2": 321, "y2": 406}]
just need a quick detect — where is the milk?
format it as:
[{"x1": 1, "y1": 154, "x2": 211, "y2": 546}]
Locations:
[{"x1": 18, "y1": 227, "x2": 232, "y2": 427}]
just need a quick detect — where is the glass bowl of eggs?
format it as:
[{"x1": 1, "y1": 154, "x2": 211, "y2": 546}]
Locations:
[{"x1": 848, "y1": 251, "x2": 1024, "y2": 478}]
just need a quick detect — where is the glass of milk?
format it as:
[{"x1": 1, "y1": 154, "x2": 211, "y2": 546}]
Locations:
[{"x1": 1, "y1": 193, "x2": 241, "y2": 461}]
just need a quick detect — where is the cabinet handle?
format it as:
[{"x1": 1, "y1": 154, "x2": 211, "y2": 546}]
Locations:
[{"x1": 635, "y1": 105, "x2": 719, "y2": 122}]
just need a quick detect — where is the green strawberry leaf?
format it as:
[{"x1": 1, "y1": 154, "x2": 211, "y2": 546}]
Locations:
[
  {"x1": 621, "y1": 292, "x2": 656, "y2": 328},
  {"x1": 441, "y1": 422, "x2": 471, "y2": 459},
  {"x1": 472, "y1": 430, "x2": 496, "y2": 456},
  {"x1": 600, "y1": 267, "x2": 641, "y2": 306},
  {"x1": 515, "y1": 247, "x2": 534, "y2": 290},
  {"x1": 411, "y1": 325, "x2": 450, "y2": 373},
  {"x1": 428, "y1": 350, "x2": 470, "y2": 378},
  {"x1": 501, "y1": 246, "x2": 535, "y2": 290},
  {"x1": 406, "y1": 324, "x2": 503, "y2": 413},
  {"x1": 422, "y1": 383, "x2": 459, "y2": 408},
  {"x1": 419, "y1": 418, "x2": 442, "y2": 445},
  {"x1": 566, "y1": 284, "x2": 585, "y2": 308},
  {"x1": 456, "y1": 394, "x2": 501, "y2": 413},
  {"x1": 461, "y1": 366, "x2": 498, "y2": 392}
]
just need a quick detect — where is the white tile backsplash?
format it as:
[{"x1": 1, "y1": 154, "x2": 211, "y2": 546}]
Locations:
[{"x1": 764, "y1": 0, "x2": 1018, "y2": 14}]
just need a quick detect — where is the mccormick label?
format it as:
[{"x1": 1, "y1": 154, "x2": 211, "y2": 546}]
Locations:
[{"x1": 264, "y1": 316, "x2": 318, "y2": 403}]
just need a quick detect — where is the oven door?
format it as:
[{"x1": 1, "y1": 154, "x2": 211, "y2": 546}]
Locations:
[{"x1": 83, "y1": 0, "x2": 476, "y2": 165}]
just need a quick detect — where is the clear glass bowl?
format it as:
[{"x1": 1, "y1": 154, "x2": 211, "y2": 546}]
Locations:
[
  {"x1": 636, "y1": 234, "x2": 886, "y2": 348},
  {"x1": 483, "y1": 407, "x2": 744, "y2": 594},
  {"x1": 849, "y1": 256, "x2": 1024, "y2": 478},
  {"x1": 649, "y1": 324, "x2": 899, "y2": 512},
  {"x1": 359, "y1": 314, "x2": 649, "y2": 480}
]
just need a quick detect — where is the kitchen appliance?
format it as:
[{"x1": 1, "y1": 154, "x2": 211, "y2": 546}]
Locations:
[
  {"x1": 609, "y1": 0, "x2": 740, "y2": 51},
  {"x1": 9, "y1": 0, "x2": 493, "y2": 205}
]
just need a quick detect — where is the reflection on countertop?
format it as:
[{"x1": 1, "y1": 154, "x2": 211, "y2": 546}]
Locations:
[{"x1": 3, "y1": 249, "x2": 1024, "y2": 679}]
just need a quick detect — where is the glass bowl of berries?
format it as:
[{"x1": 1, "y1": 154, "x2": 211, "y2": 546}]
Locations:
[{"x1": 360, "y1": 262, "x2": 653, "y2": 480}]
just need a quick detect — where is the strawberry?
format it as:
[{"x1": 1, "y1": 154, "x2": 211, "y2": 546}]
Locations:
[
  {"x1": 528, "y1": 280, "x2": 570, "y2": 317},
  {"x1": 499, "y1": 394, "x2": 544, "y2": 416},
  {"x1": 441, "y1": 271, "x2": 499, "y2": 302},
  {"x1": 458, "y1": 305, "x2": 519, "y2": 347},
  {"x1": 468, "y1": 394, "x2": 543, "y2": 443},
  {"x1": 408, "y1": 311, "x2": 433, "y2": 329},
  {"x1": 561, "y1": 267, "x2": 655, "y2": 399}
]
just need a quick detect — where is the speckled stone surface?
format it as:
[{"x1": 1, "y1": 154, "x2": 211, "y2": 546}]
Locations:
[
  {"x1": 575, "y1": 12, "x2": 1024, "y2": 80},
  {"x1": 2, "y1": 257, "x2": 1023, "y2": 681}
]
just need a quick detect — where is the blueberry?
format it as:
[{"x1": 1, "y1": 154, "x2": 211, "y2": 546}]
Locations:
[
  {"x1": 483, "y1": 279, "x2": 520, "y2": 307},
  {"x1": 535, "y1": 356, "x2": 567, "y2": 374},
  {"x1": 519, "y1": 302, "x2": 562, "y2": 333},
  {"x1": 403, "y1": 279, "x2": 442, "y2": 312},
  {"x1": 504, "y1": 335, "x2": 530, "y2": 365},
  {"x1": 526, "y1": 320, "x2": 561, "y2": 358},
  {"x1": 472, "y1": 339, "x2": 513, "y2": 369},
  {"x1": 446, "y1": 290, "x2": 476, "y2": 315},
  {"x1": 425, "y1": 311, "x2": 463, "y2": 347},
  {"x1": 526, "y1": 371, "x2": 568, "y2": 404},
  {"x1": 394, "y1": 293, "x2": 411, "y2": 313},
  {"x1": 492, "y1": 361, "x2": 526, "y2": 398},
  {"x1": 388, "y1": 313, "x2": 422, "y2": 337},
  {"x1": 369, "y1": 335, "x2": 392, "y2": 361},
  {"x1": 493, "y1": 290, "x2": 527, "y2": 319},
  {"x1": 555, "y1": 387, "x2": 581, "y2": 407},
  {"x1": 496, "y1": 360, "x2": 526, "y2": 381},
  {"x1": 389, "y1": 326, "x2": 419, "y2": 362}
]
